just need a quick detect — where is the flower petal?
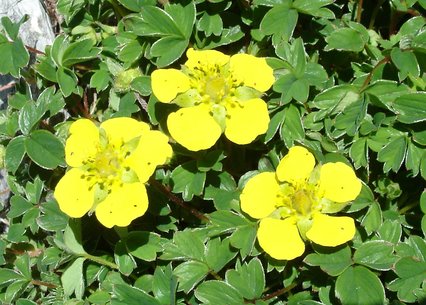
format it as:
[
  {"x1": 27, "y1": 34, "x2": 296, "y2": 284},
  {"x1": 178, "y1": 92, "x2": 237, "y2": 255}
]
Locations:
[
  {"x1": 185, "y1": 48, "x2": 230, "y2": 70},
  {"x1": 167, "y1": 106, "x2": 222, "y2": 151},
  {"x1": 319, "y1": 162, "x2": 362, "y2": 203},
  {"x1": 100, "y1": 117, "x2": 149, "y2": 146},
  {"x1": 230, "y1": 53, "x2": 275, "y2": 92},
  {"x1": 306, "y1": 213, "x2": 355, "y2": 247},
  {"x1": 95, "y1": 182, "x2": 148, "y2": 228},
  {"x1": 126, "y1": 130, "x2": 173, "y2": 183},
  {"x1": 240, "y1": 172, "x2": 280, "y2": 219},
  {"x1": 225, "y1": 98, "x2": 269, "y2": 145},
  {"x1": 54, "y1": 168, "x2": 94, "y2": 218},
  {"x1": 258, "y1": 217, "x2": 305, "y2": 260},
  {"x1": 151, "y1": 69, "x2": 191, "y2": 103},
  {"x1": 276, "y1": 146, "x2": 315, "y2": 184},
  {"x1": 65, "y1": 119, "x2": 100, "y2": 167}
]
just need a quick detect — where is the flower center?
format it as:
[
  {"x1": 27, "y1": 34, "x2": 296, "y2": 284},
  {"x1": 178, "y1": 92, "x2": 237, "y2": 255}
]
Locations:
[
  {"x1": 205, "y1": 76, "x2": 226, "y2": 101},
  {"x1": 276, "y1": 183, "x2": 320, "y2": 219},
  {"x1": 189, "y1": 63, "x2": 237, "y2": 106},
  {"x1": 93, "y1": 147, "x2": 122, "y2": 179},
  {"x1": 292, "y1": 190, "x2": 313, "y2": 216}
]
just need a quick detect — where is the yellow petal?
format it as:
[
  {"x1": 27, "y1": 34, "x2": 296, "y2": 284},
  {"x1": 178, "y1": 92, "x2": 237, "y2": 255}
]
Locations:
[
  {"x1": 276, "y1": 146, "x2": 315, "y2": 184},
  {"x1": 100, "y1": 117, "x2": 149, "y2": 145},
  {"x1": 224, "y1": 98, "x2": 270, "y2": 145},
  {"x1": 126, "y1": 130, "x2": 173, "y2": 183},
  {"x1": 95, "y1": 182, "x2": 148, "y2": 228},
  {"x1": 54, "y1": 168, "x2": 94, "y2": 218},
  {"x1": 258, "y1": 217, "x2": 305, "y2": 260},
  {"x1": 167, "y1": 106, "x2": 222, "y2": 151},
  {"x1": 185, "y1": 48, "x2": 230, "y2": 70},
  {"x1": 65, "y1": 119, "x2": 100, "y2": 167},
  {"x1": 319, "y1": 162, "x2": 362, "y2": 203},
  {"x1": 240, "y1": 172, "x2": 280, "y2": 219},
  {"x1": 229, "y1": 53, "x2": 275, "y2": 92},
  {"x1": 151, "y1": 69, "x2": 190, "y2": 103},
  {"x1": 306, "y1": 213, "x2": 355, "y2": 247}
]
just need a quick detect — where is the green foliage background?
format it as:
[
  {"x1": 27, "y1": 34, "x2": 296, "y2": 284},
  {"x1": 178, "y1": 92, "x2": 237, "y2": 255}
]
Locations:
[{"x1": 0, "y1": 0, "x2": 426, "y2": 304}]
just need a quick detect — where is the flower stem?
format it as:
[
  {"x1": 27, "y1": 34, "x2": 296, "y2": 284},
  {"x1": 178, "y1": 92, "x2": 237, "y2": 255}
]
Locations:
[{"x1": 81, "y1": 253, "x2": 119, "y2": 270}]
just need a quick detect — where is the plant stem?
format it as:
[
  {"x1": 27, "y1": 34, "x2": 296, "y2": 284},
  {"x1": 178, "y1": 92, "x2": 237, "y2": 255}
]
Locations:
[
  {"x1": 357, "y1": 0, "x2": 364, "y2": 23},
  {"x1": 82, "y1": 253, "x2": 119, "y2": 270},
  {"x1": 360, "y1": 56, "x2": 390, "y2": 91},
  {"x1": 149, "y1": 178, "x2": 210, "y2": 223}
]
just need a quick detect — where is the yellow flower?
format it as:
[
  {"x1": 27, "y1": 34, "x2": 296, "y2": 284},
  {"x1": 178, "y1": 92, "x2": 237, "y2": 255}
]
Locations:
[
  {"x1": 54, "y1": 118, "x2": 172, "y2": 228},
  {"x1": 240, "y1": 146, "x2": 362, "y2": 260},
  {"x1": 151, "y1": 48, "x2": 275, "y2": 151}
]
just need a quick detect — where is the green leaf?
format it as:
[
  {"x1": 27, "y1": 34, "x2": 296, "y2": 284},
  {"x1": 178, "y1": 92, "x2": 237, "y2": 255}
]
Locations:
[
  {"x1": 361, "y1": 201, "x2": 382, "y2": 235},
  {"x1": 225, "y1": 258, "x2": 265, "y2": 300},
  {"x1": 3, "y1": 279, "x2": 29, "y2": 304},
  {"x1": 90, "y1": 69, "x2": 111, "y2": 92},
  {"x1": 115, "y1": 241, "x2": 136, "y2": 276},
  {"x1": 390, "y1": 48, "x2": 420, "y2": 81},
  {"x1": 150, "y1": 36, "x2": 189, "y2": 67},
  {"x1": 16, "y1": 299, "x2": 37, "y2": 305},
  {"x1": 375, "y1": 220, "x2": 402, "y2": 244},
  {"x1": 62, "y1": 39, "x2": 101, "y2": 67},
  {"x1": 152, "y1": 264, "x2": 177, "y2": 305},
  {"x1": 18, "y1": 102, "x2": 43, "y2": 135},
  {"x1": 124, "y1": 1, "x2": 195, "y2": 66},
  {"x1": 56, "y1": 67, "x2": 78, "y2": 97},
  {"x1": 1, "y1": 16, "x2": 28, "y2": 40},
  {"x1": 350, "y1": 137, "x2": 368, "y2": 168},
  {"x1": 63, "y1": 219, "x2": 86, "y2": 254},
  {"x1": 198, "y1": 12, "x2": 223, "y2": 36},
  {"x1": 205, "y1": 237, "x2": 237, "y2": 272},
  {"x1": 61, "y1": 257, "x2": 86, "y2": 299},
  {"x1": 195, "y1": 280, "x2": 244, "y2": 305},
  {"x1": 116, "y1": 0, "x2": 156, "y2": 12},
  {"x1": 173, "y1": 260, "x2": 209, "y2": 293},
  {"x1": 304, "y1": 245, "x2": 352, "y2": 276},
  {"x1": 0, "y1": 34, "x2": 29, "y2": 77},
  {"x1": 280, "y1": 104, "x2": 305, "y2": 147},
  {"x1": 5, "y1": 136, "x2": 26, "y2": 174},
  {"x1": 325, "y1": 28, "x2": 366, "y2": 52},
  {"x1": 171, "y1": 161, "x2": 206, "y2": 201},
  {"x1": 393, "y1": 93, "x2": 426, "y2": 124},
  {"x1": 161, "y1": 230, "x2": 205, "y2": 261},
  {"x1": 14, "y1": 253, "x2": 31, "y2": 279},
  {"x1": 353, "y1": 240, "x2": 396, "y2": 270},
  {"x1": 311, "y1": 85, "x2": 360, "y2": 116},
  {"x1": 34, "y1": 52, "x2": 57, "y2": 82},
  {"x1": 24, "y1": 130, "x2": 65, "y2": 169},
  {"x1": 7, "y1": 195, "x2": 32, "y2": 218},
  {"x1": 0, "y1": 268, "x2": 26, "y2": 285},
  {"x1": 37, "y1": 200, "x2": 69, "y2": 232},
  {"x1": 335, "y1": 266, "x2": 385, "y2": 305},
  {"x1": 260, "y1": 2, "x2": 298, "y2": 41},
  {"x1": 131, "y1": 76, "x2": 152, "y2": 96},
  {"x1": 125, "y1": 231, "x2": 162, "y2": 261},
  {"x1": 364, "y1": 80, "x2": 410, "y2": 110},
  {"x1": 203, "y1": 26, "x2": 245, "y2": 49},
  {"x1": 265, "y1": 107, "x2": 286, "y2": 143},
  {"x1": 229, "y1": 223, "x2": 257, "y2": 259},
  {"x1": 388, "y1": 257, "x2": 426, "y2": 303},
  {"x1": 292, "y1": 0, "x2": 335, "y2": 18},
  {"x1": 111, "y1": 283, "x2": 161, "y2": 305},
  {"x1": 377, "y1": 136, "x2": 407, "y2": 173}
]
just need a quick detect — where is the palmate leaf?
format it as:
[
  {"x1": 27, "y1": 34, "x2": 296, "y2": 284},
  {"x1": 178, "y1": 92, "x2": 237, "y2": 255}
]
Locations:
[
  {"x1": 0, "y1": 34, "x2": 29, "y2": 77},
  {"x1": 124, "y1": 1, "x2": 195, "y2": 67}
]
